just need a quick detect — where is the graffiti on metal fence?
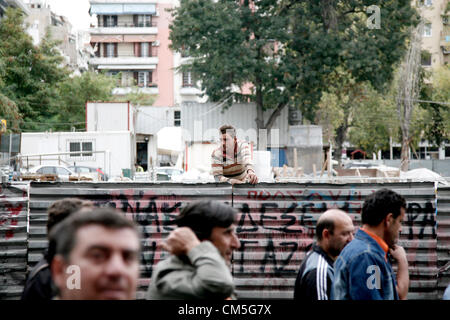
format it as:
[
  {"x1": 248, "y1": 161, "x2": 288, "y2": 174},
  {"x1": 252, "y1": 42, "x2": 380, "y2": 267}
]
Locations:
[
  {"x1": 233, "y1": 187, "x2": 437, "y2": 276},
  {"x1": 0, "y1": 185, "x2": 26, "y2": 240}
]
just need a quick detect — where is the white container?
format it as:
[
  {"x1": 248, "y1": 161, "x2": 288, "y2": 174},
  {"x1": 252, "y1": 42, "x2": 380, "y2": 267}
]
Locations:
[{"x1": 253, "y1": 151, "x2": 272, "y2": 180}]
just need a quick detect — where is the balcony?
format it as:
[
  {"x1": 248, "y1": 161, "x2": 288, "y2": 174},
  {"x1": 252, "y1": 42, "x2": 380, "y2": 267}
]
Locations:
[
  {"x1": 90, "y1": 23, "x2": 158, "y2": 35},
  {"x1": 89, "y1": 56, "x2": 158, "y2": 69},
  {"x1": 113, "y1": 86, "x2": 158, "y2": 95},
  {"x1": 180, "y1": 86, "x2": 202, "y2": 96}
]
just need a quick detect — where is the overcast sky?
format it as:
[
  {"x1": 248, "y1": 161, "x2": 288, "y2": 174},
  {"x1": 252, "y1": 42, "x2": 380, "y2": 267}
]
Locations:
[{"x1": 26, "y1": 0, "x2": 95, "y2": 31}]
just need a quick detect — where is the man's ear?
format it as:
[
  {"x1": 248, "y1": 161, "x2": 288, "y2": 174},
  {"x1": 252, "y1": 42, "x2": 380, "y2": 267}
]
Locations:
[
  {"x1": 322, "y1": 228, "x2": 330, "y2": 240},
  {"x1": 384, "y1": 213, "x2": 394, "y2": 228},
  {"x1": 51, "y1": 255, "x2": 67, "y2": 294}
]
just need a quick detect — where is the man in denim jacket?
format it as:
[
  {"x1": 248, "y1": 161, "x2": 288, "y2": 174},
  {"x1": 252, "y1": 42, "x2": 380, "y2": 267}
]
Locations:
[{"x1": 331, "y1": 188, "x2": 409, "y2": 300}]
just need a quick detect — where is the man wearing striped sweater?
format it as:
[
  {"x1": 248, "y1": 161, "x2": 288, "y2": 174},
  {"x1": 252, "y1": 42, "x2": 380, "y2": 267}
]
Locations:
[
  {"x1": 211, "y1": 124, "x2": 258, "y2": 185},
  {"x1": 294, "y1": 209, "x2": 354, "y2": 300}
]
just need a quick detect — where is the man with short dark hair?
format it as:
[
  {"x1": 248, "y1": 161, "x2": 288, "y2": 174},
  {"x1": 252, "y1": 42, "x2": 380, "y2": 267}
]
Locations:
[
  {"x1": 50, "y1": 208, "x2": 141, "y2": 300},
  {"x1": 21, "y1": 198, "x2": 93, "y2": 300},
  {"x1": 211, "y1": 124, "x2": 258, "y2": 185},
  {"x1": 293, "y1": 209, "x2": 354, "y2": 300},
  {"x1": 146, "y1": 200, "x2": 241, "y2": 299},
  {"x1": 331, "y1": 188, "x2": 409, "y2": 300}
]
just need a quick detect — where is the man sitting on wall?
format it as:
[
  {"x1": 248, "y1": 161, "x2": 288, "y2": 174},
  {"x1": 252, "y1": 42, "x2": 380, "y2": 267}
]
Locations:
[{"x1": 211, "y1": 124, "x2": 258, "y2": 185}]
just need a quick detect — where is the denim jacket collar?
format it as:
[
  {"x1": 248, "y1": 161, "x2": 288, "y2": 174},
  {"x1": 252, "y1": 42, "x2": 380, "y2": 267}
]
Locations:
[{"x1": 355, "y1": 228, "x2": 388, "y2": 261}]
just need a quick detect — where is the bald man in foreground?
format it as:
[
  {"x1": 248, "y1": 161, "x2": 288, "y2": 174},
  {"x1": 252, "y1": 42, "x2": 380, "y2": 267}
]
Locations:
[{"x1": 294, "y1": 209, "x2": 355, "y2": 300}]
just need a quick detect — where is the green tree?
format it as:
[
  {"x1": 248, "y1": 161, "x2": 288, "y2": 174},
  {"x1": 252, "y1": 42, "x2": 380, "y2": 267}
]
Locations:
[
  {"x1": 111, "y1": 85, "x2": 157, "y2": 106},
  {"x1": 55, "y1": 71, "x2": 117, "y2": 131},
  {"x1": 0, "y1": 57, "x2": 21, "y2": 132},
  {"x1": 169, "y1": 0, "x2": 418, "y2": 147},
  {"x1": 420, "y1": 66, "x2": 450, "y2": 146},
  {"x1": 348, "y1": 86, "x2": 399, "y2": 156},
  {"x1": 0, "y1": 8, "x2": 69, "y2": 131}
]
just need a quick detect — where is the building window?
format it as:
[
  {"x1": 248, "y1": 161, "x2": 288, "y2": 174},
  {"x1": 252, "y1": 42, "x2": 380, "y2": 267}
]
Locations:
[
  {"x1": 104, "y1": 15, "x2": 118, "y2": 27},
  {"x1": 182, "y1": 71, "x2": 194, "y2": 87},
  {"x1": 141, "y1": 42, "x2": 149, "y2": 57},
  {"x1": 135, "y1": 15, "x2": 152, "y2": 27},
  {"x1": 417, "y1": 0, "x2": 433, "y2": 6},
  {"x1": 106, "y1": 43, "x2": 116, "y2": 57},
  {"x1": 174, "y1": 110, "x2": 181, "y2": 127},
  {"x1": 134, "y1": 15, "x2": 152, "y2": 27},
  {"x1": 421, "y1": 51, "x2": 432, "y2": 66},
  {"x1": 68, "y1": 141, "x2": 94, "y2": 159},
  {"x1": 423, "y1": 23, "x2": 432, "y2": 37},
  {"x1": 137, "y1": 71, "x2": 152, "y2": 87}
]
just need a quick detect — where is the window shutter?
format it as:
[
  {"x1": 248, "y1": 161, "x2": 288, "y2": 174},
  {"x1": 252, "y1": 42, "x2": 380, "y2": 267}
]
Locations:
[
  {"x1": 113, "y1": 15, "x2": 118, "y2": 27},
  {"x1": 97, "y1": 15, "x2": 102, "y2": 27},
  {"x1": 137, "y1": 43, "x2": 141, "y2": 57},
  {"x1": 103, "y1": 43, "x2": 107, "y2": 57},
  {"x1": 103, "y1": 15, "x2": 107, "y2": 27},
  {"x1": 133, "y1": 72, "x2": 138, "y2": 85},
  {"x1": 114, "y1": 43, "x2": 118, "y2": 57},
  {"x1": 133, "y1": 14, "x2": 138, "y2": 27},
  {"x1": 149, "y1": 71, "x2": 153, "y2": 84}
]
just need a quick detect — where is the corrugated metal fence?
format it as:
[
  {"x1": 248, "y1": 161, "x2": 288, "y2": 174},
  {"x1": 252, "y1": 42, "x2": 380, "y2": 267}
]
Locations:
[
  {"x1": 0, "y1": 183, "x2": 29, "y2": 299},
  {"x1": 437, "y1": 185, "x2": 450, "y2": 298},
  {"x1": 0, "y1": 181, "x2": 448, "y2": 300},
  {"x1": 233, "y1": 182, "x2": 438, "y2": 299}
]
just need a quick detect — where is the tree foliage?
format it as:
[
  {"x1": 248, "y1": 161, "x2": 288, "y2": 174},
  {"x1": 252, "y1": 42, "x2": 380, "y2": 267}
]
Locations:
[
  {"x1": 55, "y1": 71, "x2": 117, "y2": 131},
  {"x1": 419, "y1": 66, "x2": 450, "y2": 146},
  {"x1": 169, "y1": 0, "x2": 418, "y2": 143},
  {"x1": 0, "y1": 8, "x2": 69, "y2": 131},
  {"x1": 0, "y1": 8, "x2": 117, "y2": 132}
]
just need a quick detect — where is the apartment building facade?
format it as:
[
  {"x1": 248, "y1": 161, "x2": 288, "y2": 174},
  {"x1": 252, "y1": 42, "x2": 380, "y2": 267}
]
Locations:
[
  {"x1": 25, "y1": 0, "x2": 80, "y2": 71},
  {"x1": 0, "y1": 0, "x2": 29, "y2": 20},
  {"x1": 89, "y1": 0, "x2": 169, "y2": 106},
  {"x1": 416, "y1": 0, "x2": 450, "y2": 67},
  {"x1": 88, "y1": 0, "x2": 208, "y2": 108}
]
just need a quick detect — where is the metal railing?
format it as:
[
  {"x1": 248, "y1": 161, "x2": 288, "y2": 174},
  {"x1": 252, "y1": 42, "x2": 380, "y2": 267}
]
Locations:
[{"x1": 92, "y1": 22, "x2": 158, "y2": 28}]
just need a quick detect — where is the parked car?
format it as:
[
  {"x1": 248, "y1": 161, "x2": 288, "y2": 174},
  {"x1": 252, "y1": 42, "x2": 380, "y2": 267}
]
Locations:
[
  {"x1": 68, "y1": 166, "x2": 108, "y2": 181},
  {"x1": 27, "y1": 165, "x2": 76, "y2": 182}
]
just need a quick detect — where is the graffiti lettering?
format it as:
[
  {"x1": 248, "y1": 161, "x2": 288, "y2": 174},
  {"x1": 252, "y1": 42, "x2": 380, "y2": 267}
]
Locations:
[
  {"x1": 259, "y1": 237, "x2": 298, "y2": 275},
  {"x1": 406, "y1": 201, "x2": 436, "y2": 240}
]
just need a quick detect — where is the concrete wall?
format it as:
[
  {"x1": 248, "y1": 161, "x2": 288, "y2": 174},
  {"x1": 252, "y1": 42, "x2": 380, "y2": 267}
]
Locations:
[
  {"x1": 86, "y1": 102, "x2": 134, "y2": 132},
  {"x1": 0, "y1": 181, "x2": 447, "y2": 300}
]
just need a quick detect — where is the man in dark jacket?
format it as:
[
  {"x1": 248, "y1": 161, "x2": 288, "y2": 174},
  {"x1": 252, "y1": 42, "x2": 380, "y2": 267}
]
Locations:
[
  {"x1": 331, "y1": 188, "x2": 409, "y2": 300},
  {"x1": 147, "y1": 201, "x2": 241, "y2": 300},
  {"x1": 21, "y1": 198, "x2": 93, "y2": 300},
  {"x1": 294, "y1": 209, "x2": 354, "y2": 300}
]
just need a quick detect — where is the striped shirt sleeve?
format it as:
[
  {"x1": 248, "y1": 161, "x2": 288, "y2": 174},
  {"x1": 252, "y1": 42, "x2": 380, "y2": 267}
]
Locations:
[
  {"x1": 237, "y1": 140, "x2": 254, "y2": 172},
  {"x1": 211, "y1": 148, "x2": 228, "y2": 182}
]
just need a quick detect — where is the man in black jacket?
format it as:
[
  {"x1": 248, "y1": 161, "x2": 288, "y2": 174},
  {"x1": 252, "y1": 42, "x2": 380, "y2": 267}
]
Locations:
[
  {"x1": 294, "y1": 209, "x2": 354, "y2": 300},
  {"x1": 21, "y1": 198, "x2": 93, "y2": 300}
]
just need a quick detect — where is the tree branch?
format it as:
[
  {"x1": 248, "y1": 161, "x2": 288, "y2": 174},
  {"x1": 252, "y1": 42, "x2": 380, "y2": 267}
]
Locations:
[{"x1": 264, "y1": 101, "x2": 288, "y2": 130}]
